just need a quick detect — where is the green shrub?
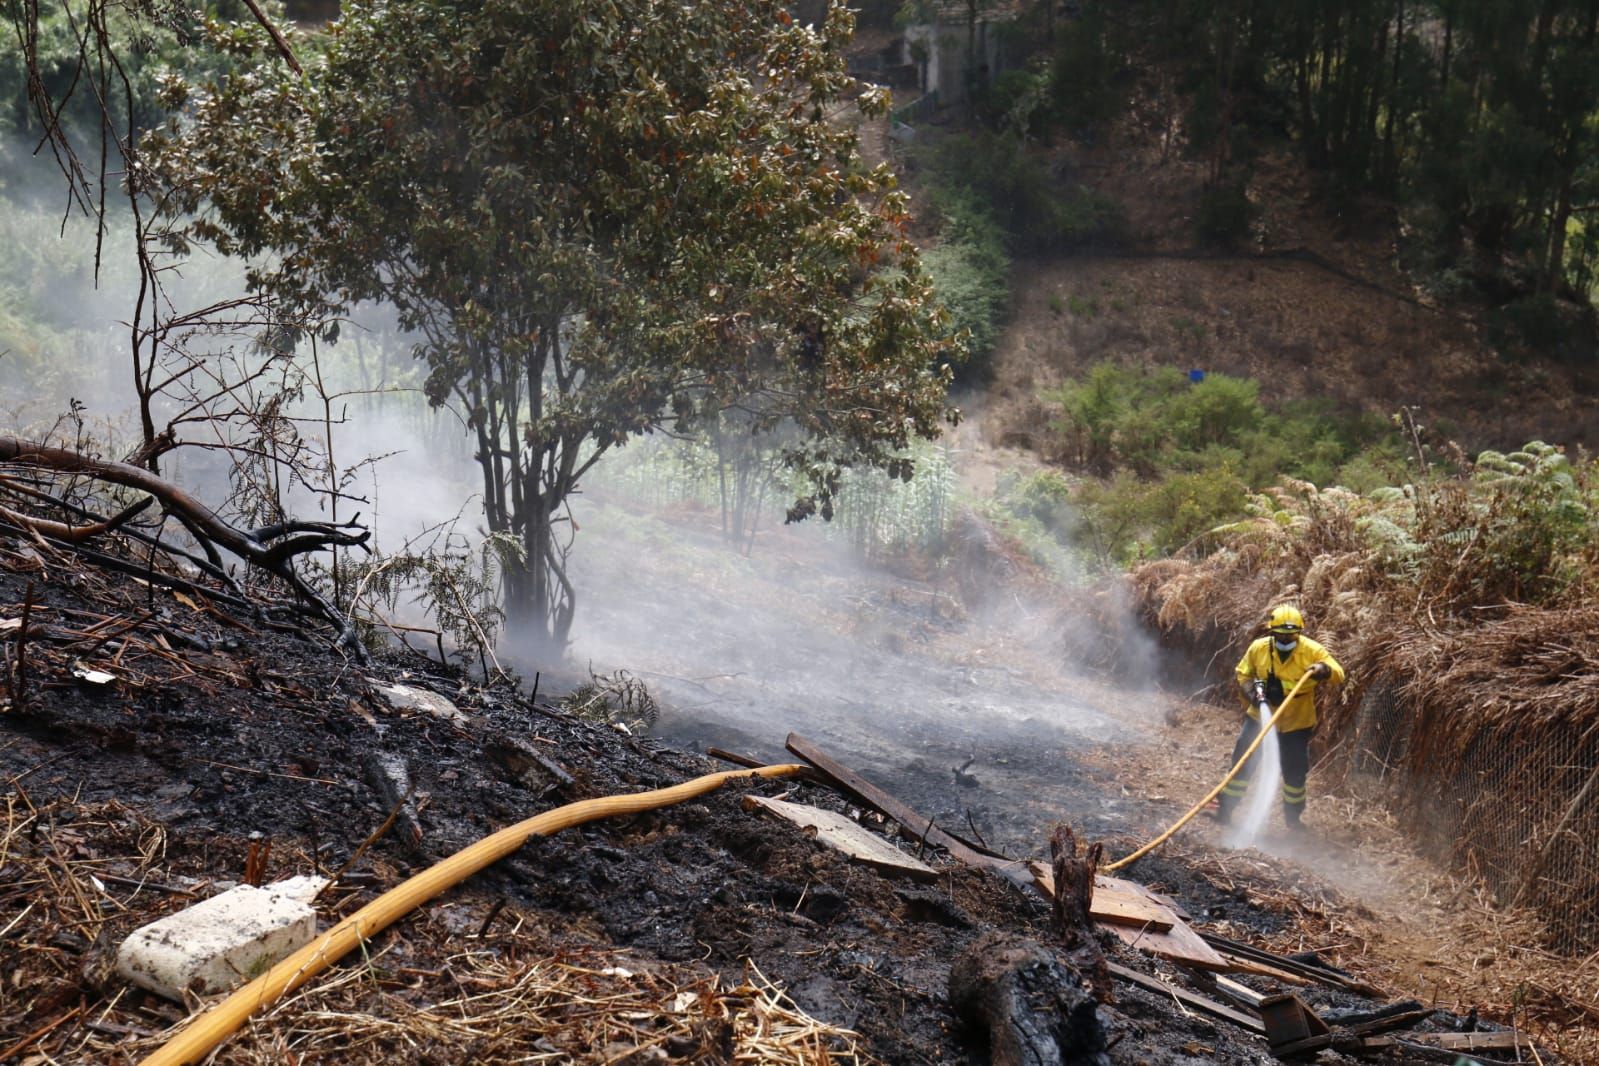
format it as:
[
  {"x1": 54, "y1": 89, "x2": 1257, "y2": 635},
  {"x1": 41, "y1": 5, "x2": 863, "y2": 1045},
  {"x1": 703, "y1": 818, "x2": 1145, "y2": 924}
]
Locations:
[
  {"x1": 979, "y1": 67, "x2": 1051, "y2": 138},
  {"x1": 1071, "y1": 464, "x2": 1250, "y2": 567},
  {"x1": 922, "y1": 189, "x2": 1010, "y2": 385},
  {"x1": 1042, "y1": 362, "x2": 1405, "y2": 569},
  {"x1": 1415, "y1": 442, "x2": 1595, "y2": 606}
]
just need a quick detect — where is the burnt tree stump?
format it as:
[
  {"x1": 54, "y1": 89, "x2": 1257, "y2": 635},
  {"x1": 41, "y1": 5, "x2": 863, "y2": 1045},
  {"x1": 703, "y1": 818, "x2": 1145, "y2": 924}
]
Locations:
[
  {"x1": 1050, "y1": 823, "x2": 1110, "y2": 1002},
  {"x1": 948, "y1": 933, "x2": 1110, "y2": 1066}
]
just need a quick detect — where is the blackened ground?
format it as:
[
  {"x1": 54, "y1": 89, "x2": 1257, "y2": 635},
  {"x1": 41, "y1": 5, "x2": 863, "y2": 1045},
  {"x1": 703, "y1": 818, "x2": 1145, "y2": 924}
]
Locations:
[{"x1": 0, "y1": 560, "x2": 1527, "y2": 1065}]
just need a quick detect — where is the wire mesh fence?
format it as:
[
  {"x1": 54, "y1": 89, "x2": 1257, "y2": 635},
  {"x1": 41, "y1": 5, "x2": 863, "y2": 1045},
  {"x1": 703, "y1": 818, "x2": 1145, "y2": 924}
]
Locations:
[{"x1": 1348, "y1": 681, "x2": 1599, "y2": 958}]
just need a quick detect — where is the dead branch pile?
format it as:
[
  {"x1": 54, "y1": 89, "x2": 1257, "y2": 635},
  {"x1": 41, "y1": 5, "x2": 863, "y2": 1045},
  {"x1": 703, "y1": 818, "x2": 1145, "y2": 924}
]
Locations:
[{"x1": 0, "y1": 435, "x2": 367, "y2": 650}]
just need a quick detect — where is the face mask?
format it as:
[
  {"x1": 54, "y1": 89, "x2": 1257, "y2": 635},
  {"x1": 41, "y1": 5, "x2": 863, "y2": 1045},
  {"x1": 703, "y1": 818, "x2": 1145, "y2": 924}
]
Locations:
[{"x1": 1274, "y1": 637, "x2": 1298, "y2": 653}]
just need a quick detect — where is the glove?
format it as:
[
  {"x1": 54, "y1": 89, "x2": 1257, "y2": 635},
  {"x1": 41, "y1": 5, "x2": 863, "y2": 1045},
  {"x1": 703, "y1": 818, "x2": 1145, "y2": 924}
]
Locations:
[
  {"x1": 1308, "y1": 662, "x2": 1332, "y2": 681},
  {"x1": 1247, "y1": 680, "x2": 1267, "y2": 704}
]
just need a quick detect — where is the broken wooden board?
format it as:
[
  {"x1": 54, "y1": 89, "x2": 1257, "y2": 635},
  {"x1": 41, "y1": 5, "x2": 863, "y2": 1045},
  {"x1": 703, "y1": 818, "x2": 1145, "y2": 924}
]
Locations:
[
  {"x1": 785, "y1": 734, "x2": 1034, "y2": 889},
  {"x1": 1099, "y1": 905, "x2": 1231, "y2": 971},
  {"x1": 741, "y1": 795, "x2": 938, "y2": 882},
  {"x1": 1088, "y1": 881, "x2": 1176, "y2": 933},
  {"x1": 1028, "y1": 863, "x2": 1175, "y2": 933},
  {"x1": 1107, "y1": 960, "x2": 1266, "y2": 1035},
  {"x1": 1357, "y1": 1030, "x2": 1530, "y2": 1053},
  {"x1": 1032, "y1": 863, "x2": 1230, "y2": 972},
  {"x1": 1200, "y1": 932, "x2": 1388, "y2": 997},
  {"x1": 1213, "y1": 952, "x2": 1313, "y2": 986}
]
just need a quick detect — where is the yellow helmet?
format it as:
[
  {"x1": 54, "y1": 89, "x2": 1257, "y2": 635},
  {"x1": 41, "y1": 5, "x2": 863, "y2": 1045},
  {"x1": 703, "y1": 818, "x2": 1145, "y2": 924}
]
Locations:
[{"x1": 1267, "y1": 604, "x2": 1305, "y2": 634}]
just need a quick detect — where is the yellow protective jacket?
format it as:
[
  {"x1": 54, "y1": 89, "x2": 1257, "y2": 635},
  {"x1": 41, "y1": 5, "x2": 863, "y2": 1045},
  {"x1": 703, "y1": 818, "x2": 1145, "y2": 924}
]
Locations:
[{"x1": 1234, "y1": 635, "x2": 1345, "y2": 732}]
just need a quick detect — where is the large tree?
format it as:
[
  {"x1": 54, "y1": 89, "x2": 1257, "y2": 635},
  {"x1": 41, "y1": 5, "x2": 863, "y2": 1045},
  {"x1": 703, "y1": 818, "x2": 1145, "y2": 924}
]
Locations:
[{"x1": 151, "y1": 0, "x2": 959, "y2": 650}]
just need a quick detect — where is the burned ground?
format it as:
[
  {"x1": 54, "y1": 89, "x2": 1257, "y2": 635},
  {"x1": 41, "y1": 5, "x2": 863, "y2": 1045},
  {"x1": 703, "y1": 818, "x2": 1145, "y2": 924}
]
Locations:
[{"x1": 0, "y1": 536, "x2": 1556, "y2": 1066}]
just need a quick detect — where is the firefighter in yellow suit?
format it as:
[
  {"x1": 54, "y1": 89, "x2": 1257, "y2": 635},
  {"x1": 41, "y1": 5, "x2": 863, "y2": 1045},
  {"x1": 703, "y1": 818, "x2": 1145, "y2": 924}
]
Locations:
[{"x1": 1216, "y1": 605, "x2": 1345, "y2": 831}]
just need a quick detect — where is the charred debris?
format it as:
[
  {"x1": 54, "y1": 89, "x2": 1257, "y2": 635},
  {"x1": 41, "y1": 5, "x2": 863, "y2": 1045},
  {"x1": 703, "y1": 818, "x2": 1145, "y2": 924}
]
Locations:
[{"x1": 0, "y1": 454, "x2": 1545, "y2": 1064}]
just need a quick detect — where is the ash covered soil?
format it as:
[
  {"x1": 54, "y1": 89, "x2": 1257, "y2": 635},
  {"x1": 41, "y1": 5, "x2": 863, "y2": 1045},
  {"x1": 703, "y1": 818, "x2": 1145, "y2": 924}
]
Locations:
[{"x1": 0, "y1": 540, "x2": 1531, "y2": 1064}]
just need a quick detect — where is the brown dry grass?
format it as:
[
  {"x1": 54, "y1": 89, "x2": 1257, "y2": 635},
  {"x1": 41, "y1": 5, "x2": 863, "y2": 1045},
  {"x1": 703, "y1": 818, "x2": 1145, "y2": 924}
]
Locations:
[{"x1": 0, "y1": 791, "x2": 875, "y2": 1066}]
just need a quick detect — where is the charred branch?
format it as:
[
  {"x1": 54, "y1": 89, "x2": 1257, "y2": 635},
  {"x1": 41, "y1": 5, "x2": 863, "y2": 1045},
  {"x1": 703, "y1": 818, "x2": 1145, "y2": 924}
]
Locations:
[
  {"x1": 948, "y1": 933, "x2": 1111, "y2": 1066},
  {"x1": 0, "y1": 436, "x2": 369, "y2": 649},
  {"x1": 0, "y1": 496, "x2": 151, "y2": 544},
  {"x1": 1049, "y1": 824, "x2": 1111, "y2": 1002}
]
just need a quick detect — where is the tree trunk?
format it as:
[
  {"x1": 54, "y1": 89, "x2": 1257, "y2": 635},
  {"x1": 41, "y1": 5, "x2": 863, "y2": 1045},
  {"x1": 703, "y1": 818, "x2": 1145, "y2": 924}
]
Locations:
[
  {"x1": 948, "y1": 933, "x2": 1109, "y2": 1066},
  {"x1": 1049, "y1": 823, "x2": 1110, "y2": 1001},
  {"x1": 1547, "y1": 139, "x2": 1578, "y2": 296},
  {"x1": 1440, "y1": 7, "x2": 1452, "y2": 89},
  {"x1": 1382, "y1": 0, "x2": 1403, "y2": 185}
]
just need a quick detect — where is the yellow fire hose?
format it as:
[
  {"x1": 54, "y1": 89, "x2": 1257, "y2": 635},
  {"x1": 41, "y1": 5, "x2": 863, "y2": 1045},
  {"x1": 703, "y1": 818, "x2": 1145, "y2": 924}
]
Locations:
[
  {"x1": 1103, "y1": 673, "x2": 1313, "y2": 872},
  {"x1": 142, "y1": 763, "x2": 808, "y2": 1066}
]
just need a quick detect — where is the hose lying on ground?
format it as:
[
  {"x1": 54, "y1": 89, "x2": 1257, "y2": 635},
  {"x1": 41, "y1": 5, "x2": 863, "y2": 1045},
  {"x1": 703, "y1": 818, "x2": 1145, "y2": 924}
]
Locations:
[
  {"x1": 1103, "y1": 673, "x2": 1313, "y2": 872},
  {"x1": 141, "y1": 763, "x2": 809, "y2": 1066}
]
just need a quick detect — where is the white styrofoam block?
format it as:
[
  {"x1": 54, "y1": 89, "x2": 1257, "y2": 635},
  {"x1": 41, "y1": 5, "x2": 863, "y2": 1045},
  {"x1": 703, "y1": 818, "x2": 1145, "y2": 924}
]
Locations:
[
  {"x1": 116, "y1": 883, "x2": 320, "y2": 1000},
  {"x1": 376, "y1": 682, "x2": 467, "y2": 723}
]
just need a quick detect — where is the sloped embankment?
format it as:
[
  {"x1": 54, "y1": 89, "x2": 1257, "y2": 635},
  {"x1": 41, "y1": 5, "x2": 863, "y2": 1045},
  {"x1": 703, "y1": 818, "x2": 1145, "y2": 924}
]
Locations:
[{"x1": 1128, "y1": 480, "x2": 1599, "y2": 994}]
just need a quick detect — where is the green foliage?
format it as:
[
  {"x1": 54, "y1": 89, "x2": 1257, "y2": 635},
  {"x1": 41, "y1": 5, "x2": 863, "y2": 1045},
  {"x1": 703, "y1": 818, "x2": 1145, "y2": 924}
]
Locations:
[
  {"x1": 0, "y1": 201, "x2": 133, "y2": 414},
  {"x1": 1043, "y1": 362, "x2": 1405, "y2": 568},
  {"x1": 1059, "y1": 1, "x2": 1599, "y2": 314},
  {"x1": 1074, "y1": 465, "x2": 1250, "y2": 566},
  {"x1": 1219, "y1": 441, "x2": 1599, "y2": 615},
  {"x1": 154, "y1": 0, "x2": 959, "y2": 648},
  {"x1": 590, "y1": 434, "x2": 958, "y2": 562},
  {"x1": 981, "y1": 468, "x2": 1087, "y2": 580},
  {"x1": 921, "y1": 189, "x2": 1010, "y2": 385},
  {"x1": 345, "y1": 531, "x2": 515, "y2": 675},
  {"x1": 977, "y1": 66, "x2": 1052, "y2": 138},
  {"x1": 1047, "y1": 6, "x2": 1126, "y2": 137},
  {"x1": 1413, "y1": 442, "x2": 1596, "y2": 607},
  {"x1": 0, "y1": 0, "x2": 244, "y2": 143},
  {"x1": 560, "y1": 669, "x2": 660, "y2": 735},
  {"x1": 914, "y1": 131, "x2": 1126, "y2": 253}
]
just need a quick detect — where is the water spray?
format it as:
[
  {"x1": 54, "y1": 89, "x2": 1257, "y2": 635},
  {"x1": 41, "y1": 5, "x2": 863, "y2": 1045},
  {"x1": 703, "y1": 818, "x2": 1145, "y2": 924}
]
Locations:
[
  {"x1": 1105, "y1": 672, "x2": 1313, "y2": 872},
  {"x1": 1228, "y1": 684, "x2": 1281, "y2": 848}
]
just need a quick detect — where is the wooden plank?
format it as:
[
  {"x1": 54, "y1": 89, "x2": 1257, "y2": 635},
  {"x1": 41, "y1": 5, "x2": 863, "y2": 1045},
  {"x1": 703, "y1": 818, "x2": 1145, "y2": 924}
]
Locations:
[
  {"x1": 1213, "y1": 975, "x2": 1267, "y2": 1008},
  {"x1": 1200, "y1": 932, "x2": 1388, "y2": 997},
  {"x1": 1104, "y1": 879, "x2": 1231, "y2": 972},
  {"x1": 741, "y1": 795, "x2": 938, "y2": 881},
  {"x1": 1359, "y1": 1030, "x2": 1529, "y2": 1053},
  {"x1": 1213, "y1": 951, "x2": 1312, "y2": 986},
  {"x1": 1029, "y1": 867, "x2": 1229, "y2": 971},
  {"x1": 1102, "y1": 919, "x2": 1230, "y2": 971},
  {"x1": 1106, "y1": 961, "x2": 1266, "y2": 1035},
  {"x1": 1028, "y1": 864, "x2": 1175, "y2": 933},
  {"x1": 1089, "y1": 883, "x2": 1176, "y2": 932},
  {"x1": 1143, "y1": 887, "x2": 1194, "y2": 922},
  {"x1": 785, "y1": 733, "x2": 1034, "y2": 888}
]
